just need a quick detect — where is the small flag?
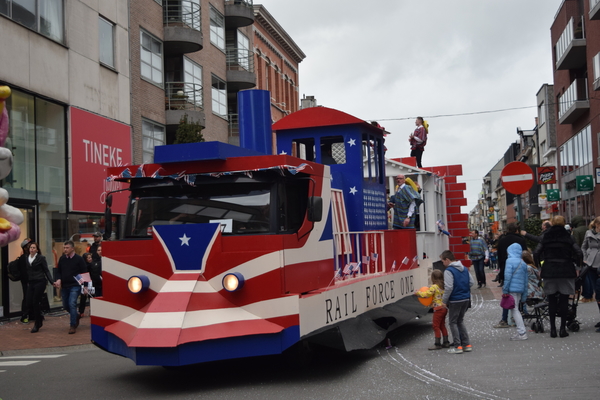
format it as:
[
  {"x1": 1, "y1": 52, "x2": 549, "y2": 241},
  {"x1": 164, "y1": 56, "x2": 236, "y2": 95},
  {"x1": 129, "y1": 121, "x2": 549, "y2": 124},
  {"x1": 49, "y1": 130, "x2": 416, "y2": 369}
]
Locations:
[
  {"x1": 335, "y1": 268, "x2": 343, "y2": 280},
  {"x1": 371, "y1": 253, "x2": 379, "y2": 262},
  {"x1": 74, "y1": 272, "x2": 91, "y2": 285},
  {"x1": 343, "y1": 263, "x2": 353, "y2": 275},
  {"x1": 402, "y1": 257, "x2": 410, "y2": 265},
  {"x1": 391, "y1": 260, "x2": 396, "y2": 271},
  {"x1": 362, "y1": 255, "x2": 370, "y2": 265}
]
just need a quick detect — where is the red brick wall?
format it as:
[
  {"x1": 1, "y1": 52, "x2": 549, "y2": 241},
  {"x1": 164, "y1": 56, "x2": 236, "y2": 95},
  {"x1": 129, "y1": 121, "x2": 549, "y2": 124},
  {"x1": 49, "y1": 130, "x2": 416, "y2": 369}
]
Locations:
[{"x1": 423, "y1": 164, "x2": 471, "y2": 266}]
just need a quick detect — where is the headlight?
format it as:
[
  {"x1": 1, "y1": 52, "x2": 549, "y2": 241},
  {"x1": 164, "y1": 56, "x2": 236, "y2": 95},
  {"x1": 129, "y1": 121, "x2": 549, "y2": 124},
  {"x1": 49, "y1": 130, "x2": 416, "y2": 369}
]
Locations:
[
  {"x1": 128, "y1": 275, "x2": 150, "y2": 293},
  {"x1": 222, "y1": 272, "x2": 245, "y2": 292}
]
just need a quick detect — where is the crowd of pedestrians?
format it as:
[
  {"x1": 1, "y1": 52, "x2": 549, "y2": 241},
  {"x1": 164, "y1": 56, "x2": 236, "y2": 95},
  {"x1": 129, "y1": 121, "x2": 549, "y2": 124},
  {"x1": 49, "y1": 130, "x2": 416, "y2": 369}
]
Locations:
[
  {"x1": 415, "y1": 214, "x2": 599, "y2": 354},
  {"x1": 11, "y1": 235, "x2": 103, "y2": 335}
]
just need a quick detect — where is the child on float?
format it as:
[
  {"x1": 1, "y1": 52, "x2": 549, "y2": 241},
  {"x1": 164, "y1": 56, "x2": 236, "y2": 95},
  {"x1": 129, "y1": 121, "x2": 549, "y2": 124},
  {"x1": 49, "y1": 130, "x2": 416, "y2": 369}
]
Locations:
[{"x1": 416, "y1": 269, "x2": 450, "y2": 350}]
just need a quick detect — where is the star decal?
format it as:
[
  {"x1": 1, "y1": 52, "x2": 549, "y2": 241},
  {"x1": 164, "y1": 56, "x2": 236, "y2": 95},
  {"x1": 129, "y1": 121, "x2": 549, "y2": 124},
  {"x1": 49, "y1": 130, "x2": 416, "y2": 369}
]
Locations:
[
  {"x1": 279, "y1": 150, "x2": 287, "y2": 155},
  {"x1": 347, "y1": 138, "x2": 356, "y2": 147},
  {"x1": 349, "y1": 186, "x2": 358, "y2": 195},
  {"x1": 179, "y1": 233, "x2": 191, "y2": 246}
]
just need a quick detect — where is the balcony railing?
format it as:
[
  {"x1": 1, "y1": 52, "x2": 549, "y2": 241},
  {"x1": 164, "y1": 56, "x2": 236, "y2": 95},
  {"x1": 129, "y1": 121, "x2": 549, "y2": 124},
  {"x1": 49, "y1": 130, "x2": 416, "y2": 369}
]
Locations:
[
  {"x1": 558, "y1": 78, "x2": 589, "y2": 124},
  {"x1": 591, "y1": 0, "x2": 600, "y2": 20},
  {"x1": 226, "y1": 48, "x2": 255, "y2": 72},
  {"x1": 228, "y1": 113, "x2": 239, "y2": 137},
  {"x1": 224, "y1": 0, "x2": 253, "y2": 5},
  {"x1": 165, "y1": 81, "x2": 203, "y2": 111},
  {"x1": 163, "y1": 0, "x2": 201, "y2": 31},
  {"x1": 555, "y1": 16, "x2": 586, "y2": 69}
]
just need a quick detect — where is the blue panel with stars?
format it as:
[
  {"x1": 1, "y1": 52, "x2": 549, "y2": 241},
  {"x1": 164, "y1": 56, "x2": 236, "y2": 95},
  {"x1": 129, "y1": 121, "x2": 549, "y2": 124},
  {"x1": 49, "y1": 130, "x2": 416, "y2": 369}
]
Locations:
[{"x1": 153, "y1": 223, "x2": 221, "y2": 271}]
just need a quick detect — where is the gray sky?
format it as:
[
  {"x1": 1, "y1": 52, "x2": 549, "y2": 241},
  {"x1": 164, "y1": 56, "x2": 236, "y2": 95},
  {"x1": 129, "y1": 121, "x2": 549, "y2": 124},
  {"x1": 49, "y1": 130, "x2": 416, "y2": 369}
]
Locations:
[{"x1": 258, "y1": 0, "x2": 564, "y2": 212}]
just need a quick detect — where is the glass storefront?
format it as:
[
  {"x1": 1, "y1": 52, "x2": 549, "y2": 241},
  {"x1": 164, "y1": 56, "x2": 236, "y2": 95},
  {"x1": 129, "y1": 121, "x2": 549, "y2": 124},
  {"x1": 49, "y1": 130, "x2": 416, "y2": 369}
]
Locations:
[{"x1": 1, "y1": 86, "x2": 124, "y2": 320}]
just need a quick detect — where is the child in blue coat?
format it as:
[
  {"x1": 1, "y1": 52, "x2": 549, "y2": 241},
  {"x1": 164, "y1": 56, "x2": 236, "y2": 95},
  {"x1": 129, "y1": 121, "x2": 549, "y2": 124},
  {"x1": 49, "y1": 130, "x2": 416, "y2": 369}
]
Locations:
[{"x1": 503, "y1": 243, "x2": 529, "y2": 340}]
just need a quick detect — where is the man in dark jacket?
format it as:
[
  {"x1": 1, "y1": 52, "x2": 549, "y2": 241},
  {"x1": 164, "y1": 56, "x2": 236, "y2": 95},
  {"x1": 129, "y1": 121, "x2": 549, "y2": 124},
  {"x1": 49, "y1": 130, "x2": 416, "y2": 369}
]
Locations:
[
  {"x1": 90, "y1": 232, "x2": 102, "y2": 262},
  {"x1": 55, "y1": 240, "x2": 87, "y2": 334},
  {"x1": 521, "y1": 220, "x2": 551, "y2": 244},
  {"x1": 495, "y1": 223, "x2": 527, "y2": 286}
]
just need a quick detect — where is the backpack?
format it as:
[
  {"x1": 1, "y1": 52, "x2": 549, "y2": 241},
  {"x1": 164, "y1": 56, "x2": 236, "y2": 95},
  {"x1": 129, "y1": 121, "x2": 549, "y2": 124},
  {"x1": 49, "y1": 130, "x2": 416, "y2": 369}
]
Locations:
[{"x1": 7, "y1": 259, "x2": 20, "y2": 281}]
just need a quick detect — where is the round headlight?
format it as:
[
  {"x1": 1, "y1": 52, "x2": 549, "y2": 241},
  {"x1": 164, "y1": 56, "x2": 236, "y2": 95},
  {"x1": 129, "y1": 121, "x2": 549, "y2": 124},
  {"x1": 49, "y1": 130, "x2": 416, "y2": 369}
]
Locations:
[
  {"x1": 222, "y1": 272, "x2": 245, "y2": 292},
  {"x1": 128, "y1": 275, "x2": 150, "y2": 293}
]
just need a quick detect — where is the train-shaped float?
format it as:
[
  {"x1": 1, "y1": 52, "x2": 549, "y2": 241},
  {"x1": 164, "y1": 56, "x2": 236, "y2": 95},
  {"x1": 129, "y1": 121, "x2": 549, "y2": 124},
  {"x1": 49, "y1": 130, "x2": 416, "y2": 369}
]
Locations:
[{"x1": 90, "y1": 90, "x2": 458, "y2": 366}]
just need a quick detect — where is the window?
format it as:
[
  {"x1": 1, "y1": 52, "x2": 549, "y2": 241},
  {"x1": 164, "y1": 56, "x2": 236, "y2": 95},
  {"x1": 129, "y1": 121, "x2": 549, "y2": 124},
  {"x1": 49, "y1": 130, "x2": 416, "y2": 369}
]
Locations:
[
  {"x1": 142, "y1": 120, "x2": 165, "y2": 163},
  {"x1": 99, "y1": 16, "x2": 114, "y2": 68},
  {"x1": 1, "y1": 0, "x2": 64, "y2": 42},
  {"x1": 237, "y1": 31, "x2": 250, "y2": 71},
  {"x1": 209, "y1": 6, "x2": 225, "y2": 50},
  {"x1": 183, "y1": 57, "x2": 203, "y2": 107},
  {"x1": 593, "y1": 53, "x2": 600, "y2": 88},
  {"x1": 538, "y1": 101, "x2": 546, "y2": 126},
  {"x1": 560, "y1": 125, "x2": 592, "y2": 175},
  {"x1": 211, "y1": 75, "x2": 227, "y2": 117},
  {"x1": 140, "y1": 30, "x2": 163, "y2": 85}
]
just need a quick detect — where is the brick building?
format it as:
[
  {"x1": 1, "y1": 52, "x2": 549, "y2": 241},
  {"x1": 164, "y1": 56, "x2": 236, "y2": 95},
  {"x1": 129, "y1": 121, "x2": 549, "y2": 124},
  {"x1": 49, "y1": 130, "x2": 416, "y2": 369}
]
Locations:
[{"x1": 551, "y1": 0, "x2": 600, "y2": 221}]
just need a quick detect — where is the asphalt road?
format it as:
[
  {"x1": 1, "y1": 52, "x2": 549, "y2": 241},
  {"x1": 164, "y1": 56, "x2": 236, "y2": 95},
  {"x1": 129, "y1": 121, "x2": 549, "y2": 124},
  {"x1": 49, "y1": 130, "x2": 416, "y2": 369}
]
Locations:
[{"x1": 1, "y1": 292, "x2": 599, "y2": 400}]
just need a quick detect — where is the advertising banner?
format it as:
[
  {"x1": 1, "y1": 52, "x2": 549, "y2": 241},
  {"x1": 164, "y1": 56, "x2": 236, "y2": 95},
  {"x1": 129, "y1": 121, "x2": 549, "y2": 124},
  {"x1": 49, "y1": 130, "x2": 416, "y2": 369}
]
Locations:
[
  {"x1": 576, "y1": 175, "x2": 593, "y2": 191},
  {"x1": 537, "y1": 166, "x2": 556, "y2": 184},
  {"x1": 546, "y1": 189, "x2": 560, "y2": 202},
  {"x1": 70, "y1": 107, "x2": 132, "y2": 214}
]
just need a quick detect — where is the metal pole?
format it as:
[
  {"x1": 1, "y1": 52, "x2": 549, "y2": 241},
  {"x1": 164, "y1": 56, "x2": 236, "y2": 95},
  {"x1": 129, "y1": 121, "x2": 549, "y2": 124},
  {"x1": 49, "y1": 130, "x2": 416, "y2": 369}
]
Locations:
[{"x1": 516, "y1": 195, "x2": 523, "y2": 227}]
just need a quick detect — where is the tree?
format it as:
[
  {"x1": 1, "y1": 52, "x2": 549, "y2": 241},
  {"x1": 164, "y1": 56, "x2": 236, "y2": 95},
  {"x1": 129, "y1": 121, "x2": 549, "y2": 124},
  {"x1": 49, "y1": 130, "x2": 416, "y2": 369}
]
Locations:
[
  {"x1": 523, "y1": 216, "x2": 542, "y2": 251},
  {"x1": 174, "y1": 114, "x2": 204, "y2": 144}
]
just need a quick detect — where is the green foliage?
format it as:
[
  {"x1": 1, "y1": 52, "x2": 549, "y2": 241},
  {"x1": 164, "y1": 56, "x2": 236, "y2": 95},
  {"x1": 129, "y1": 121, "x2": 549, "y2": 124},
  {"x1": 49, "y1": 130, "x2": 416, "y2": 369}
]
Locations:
[
  {"x1": 523, "y1": 216, "x2": 542, "y2": 251},
  {"x1": 174, "y1": 114, "x2": 204, "y2": 144}
]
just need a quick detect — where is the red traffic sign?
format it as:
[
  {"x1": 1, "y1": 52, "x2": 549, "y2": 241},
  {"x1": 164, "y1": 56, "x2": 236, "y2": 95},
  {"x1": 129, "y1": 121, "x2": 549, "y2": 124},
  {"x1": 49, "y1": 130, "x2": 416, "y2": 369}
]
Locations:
[{"x1": 501, "y1": 161, "x2": 534, "y2": 195}]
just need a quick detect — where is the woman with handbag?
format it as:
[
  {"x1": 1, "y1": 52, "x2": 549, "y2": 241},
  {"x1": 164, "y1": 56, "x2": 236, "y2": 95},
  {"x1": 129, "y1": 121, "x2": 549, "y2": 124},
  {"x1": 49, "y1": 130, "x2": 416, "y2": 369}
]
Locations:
[
  {"x1": 25, "y1": 242, "x2": 54, "y2": 333},
  {"x1": 534, "y1": 215, "x2": 582, "y2": 338},
  {"x1": 502, "y1": 243, "x2": 529, "y2": 340},
  {"x1": 581, "y1": 216, "x2": 600, "y2": 331}
]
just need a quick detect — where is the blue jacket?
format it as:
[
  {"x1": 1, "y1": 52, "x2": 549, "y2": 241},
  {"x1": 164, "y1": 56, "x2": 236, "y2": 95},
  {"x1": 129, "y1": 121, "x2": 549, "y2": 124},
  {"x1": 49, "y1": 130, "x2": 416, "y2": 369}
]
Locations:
[{"x1": 503, "y1": 243, "x2": 528, "y2": 298}]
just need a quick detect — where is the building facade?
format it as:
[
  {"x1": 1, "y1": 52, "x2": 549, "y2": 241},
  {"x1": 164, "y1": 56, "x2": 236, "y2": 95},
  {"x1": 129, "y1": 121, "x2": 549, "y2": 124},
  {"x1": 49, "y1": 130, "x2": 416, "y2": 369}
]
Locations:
[
  {"x1": 0, "y1": 0, "x2": 303, "y2": 320},
  {"x1": 551, "y1": 0, "x2": 600, "y2": 223}
]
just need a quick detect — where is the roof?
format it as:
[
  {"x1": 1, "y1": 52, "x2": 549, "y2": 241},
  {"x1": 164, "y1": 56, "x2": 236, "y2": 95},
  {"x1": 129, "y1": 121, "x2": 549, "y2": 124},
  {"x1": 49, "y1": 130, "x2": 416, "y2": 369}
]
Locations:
[{"x1": 272, "y1": 106, "x2": 384, "y2": 134}]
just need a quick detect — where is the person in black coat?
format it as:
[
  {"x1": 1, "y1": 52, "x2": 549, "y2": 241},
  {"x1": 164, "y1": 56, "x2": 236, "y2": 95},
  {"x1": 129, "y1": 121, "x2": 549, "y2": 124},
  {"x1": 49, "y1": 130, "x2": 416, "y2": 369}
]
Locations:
[
  {"x1": 25, "y1": 242, "x2": 54, "y2": 333},
  {"x1": 534, "y1": 215, "x2": 582, "y2": 338},
  {"x1": 16, "y1": 238, "x2": 32, "y2": 323},
  {"x1": 495, "y1": 223, "x2": 527, "y2": 286}
]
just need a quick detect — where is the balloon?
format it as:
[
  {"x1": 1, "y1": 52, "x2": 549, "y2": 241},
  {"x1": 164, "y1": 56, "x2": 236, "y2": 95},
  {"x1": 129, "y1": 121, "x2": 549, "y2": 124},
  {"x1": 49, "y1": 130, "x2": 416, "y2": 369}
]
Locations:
[{"x1": 416, "y1": 286, "x2": 433, "y2": 307}]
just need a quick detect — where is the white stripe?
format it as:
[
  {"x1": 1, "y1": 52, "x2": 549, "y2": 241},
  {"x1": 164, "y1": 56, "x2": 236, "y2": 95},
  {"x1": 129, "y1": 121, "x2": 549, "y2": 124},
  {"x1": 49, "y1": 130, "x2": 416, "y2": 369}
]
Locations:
[
  {"x1": 95, "y1": 296, "x2": 298, "y2": 330},
  {"x1": 502, "y1": 173, "x2": 533, "y2": 182},
  {"x1": 208, "y1": 251, "x2": 282, "y2": 288},
  {"x1": 162, "y1": 280, "x2": 197, "y2": 292},
  {"x1": 0, "y1": 355, "x2": 66, "y2": 359},
  {"x1": 104, "y1": 257, "x2": 168, "y2": 290},
  {"x1": 0, "y1": 361, "x2": 40, "y2": 366}
]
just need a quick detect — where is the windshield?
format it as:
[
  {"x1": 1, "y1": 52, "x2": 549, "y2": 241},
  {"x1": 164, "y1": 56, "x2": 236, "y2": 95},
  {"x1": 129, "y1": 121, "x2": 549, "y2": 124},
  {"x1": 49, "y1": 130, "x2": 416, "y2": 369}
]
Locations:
[{"x1": 124, "y1": 175, "x2": 308, "y2": 237}]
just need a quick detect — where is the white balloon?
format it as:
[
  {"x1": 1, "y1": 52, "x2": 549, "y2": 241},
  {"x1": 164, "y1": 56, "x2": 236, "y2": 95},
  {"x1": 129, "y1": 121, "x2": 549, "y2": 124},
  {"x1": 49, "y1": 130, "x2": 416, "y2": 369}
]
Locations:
[
  {"x1": 0, "y1": 147, "x2": 12, "y2": 180},
  {"x1": 0, "y1": 204, "x2": 24, "y2": 225},
  {"x1": 0, "y1": 187, "x2": 8, "y2": 206}
]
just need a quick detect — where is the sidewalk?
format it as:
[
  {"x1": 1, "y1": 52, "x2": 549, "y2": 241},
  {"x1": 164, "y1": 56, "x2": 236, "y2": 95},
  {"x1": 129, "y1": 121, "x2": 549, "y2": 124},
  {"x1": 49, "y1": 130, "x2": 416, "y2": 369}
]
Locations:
[{"x1": 0, "y1": 308, "x2": 92, "y2": 353}]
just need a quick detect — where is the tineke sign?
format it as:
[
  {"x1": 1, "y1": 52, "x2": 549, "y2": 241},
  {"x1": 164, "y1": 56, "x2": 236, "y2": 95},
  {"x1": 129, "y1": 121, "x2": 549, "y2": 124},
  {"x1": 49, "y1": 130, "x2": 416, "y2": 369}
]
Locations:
[{"x1": 70, "y1": 107, "x2": 132, "y2": 214}]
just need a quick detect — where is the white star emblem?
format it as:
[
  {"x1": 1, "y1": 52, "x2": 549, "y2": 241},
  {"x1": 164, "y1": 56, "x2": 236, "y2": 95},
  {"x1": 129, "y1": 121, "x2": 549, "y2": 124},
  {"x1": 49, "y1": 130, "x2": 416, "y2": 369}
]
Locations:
[
  {"x1": 279, "y1": 150, "x2": 287, "y2": 155},
  {"x1": 347, "y1": 138, "x2": 356, "y2": 146},
  {"x1": 179, "y1": 233, "x2": 191, "y2": 246},
  {"x1": 349, "y1": 186, "x2": 358, "y2": 195}
]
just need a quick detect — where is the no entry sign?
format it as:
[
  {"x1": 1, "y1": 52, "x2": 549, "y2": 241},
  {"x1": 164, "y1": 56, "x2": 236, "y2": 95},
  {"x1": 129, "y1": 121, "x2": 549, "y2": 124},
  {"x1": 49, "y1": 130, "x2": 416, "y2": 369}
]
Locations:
[{"x1": 501, "y1": 161, "x2": 534, "y2": 195}]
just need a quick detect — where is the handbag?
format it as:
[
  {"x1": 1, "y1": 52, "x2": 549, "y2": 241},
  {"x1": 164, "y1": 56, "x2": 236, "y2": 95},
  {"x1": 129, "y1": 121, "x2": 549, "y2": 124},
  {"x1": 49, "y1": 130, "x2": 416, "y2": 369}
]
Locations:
[{"x1": 500, "y1": 293, "x2": 515, "y2": 309}]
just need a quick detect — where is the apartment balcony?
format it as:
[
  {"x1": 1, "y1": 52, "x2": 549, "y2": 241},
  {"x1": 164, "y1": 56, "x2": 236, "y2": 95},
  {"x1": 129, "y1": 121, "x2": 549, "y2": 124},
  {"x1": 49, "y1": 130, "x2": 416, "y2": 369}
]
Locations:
[
  {"x1": 555, "y1": 16, "x2": 586, "y2": 70},
  {"x1": 558, "y1": 78, "x2": 589, "y2": 124},
  {"x1": 224, "y1": 0, "x2": 254, "y2": 28},
  {"x1": 226, "y1": 48, "x2": 256, "y2": 91},
  {"x1": 591, "y1": 0, "x2": 600, "y2": 20},
  {"x1": 163, "y1": 0, "x2": 203, "y2": 55},
  {"x1": 165, "y1": 82, "x2": 205, "y2": 132}
]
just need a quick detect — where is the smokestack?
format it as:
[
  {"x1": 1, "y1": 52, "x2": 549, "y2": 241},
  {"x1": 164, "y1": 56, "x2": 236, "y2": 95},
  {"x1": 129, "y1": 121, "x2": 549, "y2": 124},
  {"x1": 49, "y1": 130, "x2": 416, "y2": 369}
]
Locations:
[{"x1": 238, "y1": 90, "x2": 272, "y2": 155}]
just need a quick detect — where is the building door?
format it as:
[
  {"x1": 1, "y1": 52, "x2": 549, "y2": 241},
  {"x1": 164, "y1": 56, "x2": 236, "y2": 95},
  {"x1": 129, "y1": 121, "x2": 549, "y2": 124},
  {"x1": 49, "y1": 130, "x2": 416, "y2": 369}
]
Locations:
[{"x1": 0, "y1": 204, "x2": 36, "y2": 319}]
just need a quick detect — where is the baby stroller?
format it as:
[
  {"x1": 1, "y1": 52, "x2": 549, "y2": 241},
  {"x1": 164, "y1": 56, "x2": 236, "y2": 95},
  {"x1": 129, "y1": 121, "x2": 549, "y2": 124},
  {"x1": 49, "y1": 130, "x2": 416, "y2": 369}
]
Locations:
[
  {"x1": 521, "y1": 297, "x2": 549, "y2": 333},
  {"x1": 522, "y1": 288, "x2": 581, "y2": 333}
]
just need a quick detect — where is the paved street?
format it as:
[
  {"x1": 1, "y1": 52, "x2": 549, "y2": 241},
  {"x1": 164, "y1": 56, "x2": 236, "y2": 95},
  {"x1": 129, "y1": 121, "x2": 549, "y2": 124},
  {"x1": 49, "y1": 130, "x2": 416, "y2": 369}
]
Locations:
[{"x1": 1, "y1": 270, "x2": 599, "y2": 399}]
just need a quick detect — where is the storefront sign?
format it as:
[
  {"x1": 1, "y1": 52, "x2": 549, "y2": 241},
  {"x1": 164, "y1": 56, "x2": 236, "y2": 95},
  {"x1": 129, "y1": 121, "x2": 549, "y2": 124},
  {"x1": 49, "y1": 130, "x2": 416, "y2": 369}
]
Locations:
[
  {"x1": 70, "y1": 107, "x2": 132, "y2": 214},
  {"x1": 576, "y1": 175, "x2": 594, "y2": 191},
  {"x1": 537, "y1": 166, "x2": 556, "y2": 184},
  {"x1": 546, "y1": 189, "x2": 560, "y2": 201}
]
